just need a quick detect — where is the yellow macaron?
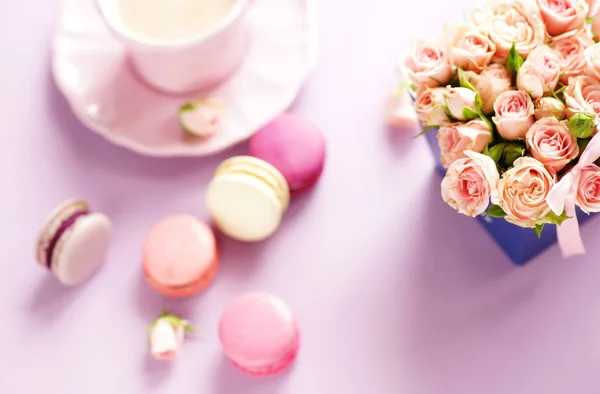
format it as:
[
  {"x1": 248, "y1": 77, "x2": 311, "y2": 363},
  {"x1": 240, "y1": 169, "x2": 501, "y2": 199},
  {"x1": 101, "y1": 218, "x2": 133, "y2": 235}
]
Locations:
[{"x1": 206, "y1": 156, "x2": 290, "y2": 242}]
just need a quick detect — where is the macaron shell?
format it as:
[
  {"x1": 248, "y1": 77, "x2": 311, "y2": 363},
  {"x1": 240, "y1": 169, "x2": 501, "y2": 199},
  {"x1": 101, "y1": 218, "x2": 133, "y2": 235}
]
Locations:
[
  {"x1": 53, "y1": 213, "x2": 111, "y2": 286},
  {"x1": 35, "y1": 199, "x2": 89, "y2": 267},
  {"x1": 143, "y1": 250, "x2": 219, "y2": 297},
  {"x1": 142, "y1": 216, "x2": 219, "y2": 294},
  {"x1": 249, "y1": 113, "x2": 326, "y2": 195},
  {"x1": 214, "y1": 156, "x2": 290, "y2": 211},
  {"x1": 206, "y1": 173, "x2": 283, "y2": 242},
  {"x1": 219, "y1": 293, "x2": 300, "y2": 375}
]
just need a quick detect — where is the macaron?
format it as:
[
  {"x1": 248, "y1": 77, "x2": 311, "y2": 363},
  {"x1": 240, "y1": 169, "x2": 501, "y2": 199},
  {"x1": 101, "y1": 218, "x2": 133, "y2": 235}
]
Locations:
[
  {"x1": 35, "y1": 199, "x2": 112, "y2": 286},
  {"x1": 142, "y1": 215, "x2": 219, "y2": 297},
  {"x1": 219, "y1": 293, "x2": 300, "y2": 376},
  {"x1": 249, "y1": 113, "x2": 326, "y2": 196},
  {"x1": 205, "y1": 156, "x2": 290, "y2": 242}
]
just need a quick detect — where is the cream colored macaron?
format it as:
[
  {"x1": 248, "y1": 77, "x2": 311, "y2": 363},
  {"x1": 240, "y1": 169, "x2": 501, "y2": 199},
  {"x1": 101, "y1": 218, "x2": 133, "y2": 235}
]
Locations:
[{"x1": 206, "y1": 156, "x2": 290, "y2": 242}]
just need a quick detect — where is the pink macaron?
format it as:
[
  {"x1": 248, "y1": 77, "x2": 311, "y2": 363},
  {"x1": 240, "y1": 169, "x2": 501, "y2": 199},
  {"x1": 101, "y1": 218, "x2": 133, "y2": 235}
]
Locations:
[
  {"x1": 249, "y1": 113, "x2": 326, "y2": 196},
  {"x1": 142, "y1": 215, "x2": 219, "y2": 297},
  {"x1": 219, "y1": 292, "x2": 300, "y2": 376}
]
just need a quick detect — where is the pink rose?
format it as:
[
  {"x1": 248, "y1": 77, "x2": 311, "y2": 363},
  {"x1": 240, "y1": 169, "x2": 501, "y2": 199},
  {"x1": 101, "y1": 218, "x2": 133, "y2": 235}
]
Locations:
[
  {"x1": 414, "y1": 87, "x2": 451, "y2": 126},
  {"x1": 563, "y1": 75, "x2": 600, "y2": 118},
  {"x1": 492, "y1": 90, "x2": 536, "y2": 140},
  {"x1": 593, "y1": 11, "x2": 600, "y2": 38},
  {"x1": 148, "y1": 313, "x2": 193, "y2": 361},
  {"x1": 495, "y1": 157, "x2": 556, "y2": 227},
  {"x1": 445, "y1": 87, "x2": 478, "y2": 121},
  {"x1": 461, "y1": 65, "x2": 512, "y2": 114},
  {"x1": 441, "y1": 150, "x2": 500, "y2": 217},
  {"x1": 584, "y1": 43, "x2": 600, "y2": 81},
  {"x1": 384, "y1": 88, "x2": 420, "y2": 129},
  {"x1": 470, "y1": 0, "x2": 546, "y2": 61},
  {"x1": 576, "y1": 164, "x2": 600, "y2": 212},
  {"x1": 403, "y1": 41, "x2": 453, "y2": 88},
  {"x1": 587, "y1": 0, "x2": 598, "y2": 14},
  {"x1": 537, "y1": 0, "x2": 589, "y2": 38},
  {"x1": 525, "y1": 117, "x2": 579, "y2": 171},
  {"x1": 444, "y1": 22, "x2": 496, "y2": 72},
  {"x1": 550, "y1": 34, "x2": 594, "y2": 84},
  {"x1": 533, "y1": 97, "x2": 567, "y2": 119},
  {"x1": 516, "y1": 46, "x2": 561, "y2": 99},
  {"x1": 437, "y1": 120, "x2": 493, "y2": 168}
]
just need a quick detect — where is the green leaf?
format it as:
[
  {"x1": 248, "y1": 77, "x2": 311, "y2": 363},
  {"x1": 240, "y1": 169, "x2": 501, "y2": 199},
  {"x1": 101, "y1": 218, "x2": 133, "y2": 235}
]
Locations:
[
  {"x1": 474, "y1": 91, "x2": 484, "y2": 112},
  {"x1": 568, "y1": 112, "x2": 596, "y2": 138},
  {"x1": 487, "y1": 204, "x2": 507, "y2": 218},
  {"x1": 179, "y1": 102, "x2": 196, "y2": 112},
  {"x1": 534, "y1": 224, "x2": 544, "y2": 238},
  {"x1": 587, "y1": 16, "x2": 595, "y2": 24},
  {"x1": 415, "y1": 125, "x2": 439, "y2": 137},
  {"x1": 462, "y1": 106, "x2": 479, "y2": 120},
  {"x1": 506, "y1": 42, "x2": 525, "y2": 78},
  {"x1": 544, "y1": 210, "x2": 571, "y2": 226},
  {"x1": 458, "y1": 68, "x2": 476, "y2": 91},
  {"x1": 485, "y1": 142, "x2": 526, "y2": 168},
  {"x1": 396, "y1": 80, "x2": 418, "y2": 94}
]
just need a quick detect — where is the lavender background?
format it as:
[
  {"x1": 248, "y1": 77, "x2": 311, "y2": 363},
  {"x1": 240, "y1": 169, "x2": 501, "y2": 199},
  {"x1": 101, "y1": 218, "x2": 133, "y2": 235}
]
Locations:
[{"x1": 3, "y1": 0, "x2": 600, "y2": 393}]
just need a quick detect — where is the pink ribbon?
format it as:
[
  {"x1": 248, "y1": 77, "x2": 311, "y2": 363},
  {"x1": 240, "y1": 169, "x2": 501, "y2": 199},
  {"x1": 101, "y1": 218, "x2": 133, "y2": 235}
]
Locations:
[{"x1": 547, "y1": 130, "x2": 600, "y2": 257}]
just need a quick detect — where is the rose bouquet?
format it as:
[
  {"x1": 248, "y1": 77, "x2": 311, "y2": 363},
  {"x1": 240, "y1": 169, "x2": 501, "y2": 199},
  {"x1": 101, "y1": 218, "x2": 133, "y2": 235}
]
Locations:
[{"x1": 396, "y1": 0, "x2": 600, "y2": 260}]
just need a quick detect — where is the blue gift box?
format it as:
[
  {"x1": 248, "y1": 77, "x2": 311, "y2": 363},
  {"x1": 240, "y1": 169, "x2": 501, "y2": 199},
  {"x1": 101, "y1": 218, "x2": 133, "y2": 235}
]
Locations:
[{"x1": 424, "y1": 129, "x2": 593, "y2": 266}]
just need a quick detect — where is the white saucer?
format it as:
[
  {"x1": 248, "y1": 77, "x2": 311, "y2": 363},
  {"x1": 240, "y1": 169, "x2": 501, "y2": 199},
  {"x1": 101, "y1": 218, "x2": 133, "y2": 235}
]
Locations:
[{"x1": 51, "y1": 0, "x2": 317, "y2": 157}]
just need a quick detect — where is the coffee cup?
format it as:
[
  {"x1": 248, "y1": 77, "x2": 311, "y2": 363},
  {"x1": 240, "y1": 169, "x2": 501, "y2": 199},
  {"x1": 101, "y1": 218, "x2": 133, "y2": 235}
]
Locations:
[{"x1": 95, "y1": 0, "x2": 253, "y2": 95}]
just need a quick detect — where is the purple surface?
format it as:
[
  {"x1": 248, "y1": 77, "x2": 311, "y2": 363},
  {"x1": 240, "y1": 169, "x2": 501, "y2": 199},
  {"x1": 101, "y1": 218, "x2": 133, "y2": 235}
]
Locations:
[{"x1": 4, "y1": 1, "x2": 600, "y2": 394}]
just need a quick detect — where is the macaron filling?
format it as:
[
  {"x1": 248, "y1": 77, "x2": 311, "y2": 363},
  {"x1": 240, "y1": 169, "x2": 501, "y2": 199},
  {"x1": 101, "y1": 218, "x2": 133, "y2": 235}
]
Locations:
[{"x1": 44, "y1": 209, "x2": 89, "y2": 269}]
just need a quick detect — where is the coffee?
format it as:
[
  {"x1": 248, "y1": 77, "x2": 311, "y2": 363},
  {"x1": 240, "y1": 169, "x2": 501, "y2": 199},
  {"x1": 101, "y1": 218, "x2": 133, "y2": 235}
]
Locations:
[{"x1": 117, "y1": 0, "x2": 237, "y2": 42}]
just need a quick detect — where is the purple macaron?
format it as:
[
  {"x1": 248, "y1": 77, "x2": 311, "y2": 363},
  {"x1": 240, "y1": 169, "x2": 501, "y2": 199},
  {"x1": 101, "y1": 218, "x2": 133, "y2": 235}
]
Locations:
[{"x1": 249, "y1": 113, "x2": 326, "y2": 196}]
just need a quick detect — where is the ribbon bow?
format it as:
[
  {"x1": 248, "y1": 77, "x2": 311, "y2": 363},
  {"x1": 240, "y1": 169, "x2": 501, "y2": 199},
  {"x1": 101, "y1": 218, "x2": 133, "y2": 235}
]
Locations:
[{"x1": 547, "y1": 130, "x2": 600, "y2": 257}]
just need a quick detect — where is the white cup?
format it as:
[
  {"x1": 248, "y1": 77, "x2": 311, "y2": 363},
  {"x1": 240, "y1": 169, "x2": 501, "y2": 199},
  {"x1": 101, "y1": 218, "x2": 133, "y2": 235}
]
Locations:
[{"x1": 96, "y1": 0, "x2": 252, "y2": 95}]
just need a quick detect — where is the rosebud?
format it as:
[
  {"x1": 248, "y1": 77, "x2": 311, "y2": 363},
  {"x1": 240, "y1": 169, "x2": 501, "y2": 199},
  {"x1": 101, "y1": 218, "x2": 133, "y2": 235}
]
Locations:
[
  {"x1": 148, "y1": 311, "x2": 194, "y2": 361},
  {"x1": 568, "y1": 112, "x2": 596, "y2": 138},
  {"x1": 445, "y1": 87, "x2": 478, "y2": 121},
  {"x1": 384, "y1": 87, "x2": 420, "y2": 129},
  {"x1": 533, "y1": 97, "x2": 566, "y2": 120},
  {"x1": 179, "y1": 99, "x2": 225, "y2": 139}
]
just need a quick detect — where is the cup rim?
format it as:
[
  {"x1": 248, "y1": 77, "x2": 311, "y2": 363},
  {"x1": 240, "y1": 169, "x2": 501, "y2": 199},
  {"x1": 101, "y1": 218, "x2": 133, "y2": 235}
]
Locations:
[{"x1": 95, "y1": 0, "x2": 251, "y2": 50}]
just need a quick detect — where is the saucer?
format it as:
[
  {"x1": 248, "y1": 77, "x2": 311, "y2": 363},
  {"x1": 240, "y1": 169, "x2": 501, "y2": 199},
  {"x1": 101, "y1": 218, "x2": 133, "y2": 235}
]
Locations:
[{"x1": 52, "y1": 0, "x2": 317, "y2": 157}]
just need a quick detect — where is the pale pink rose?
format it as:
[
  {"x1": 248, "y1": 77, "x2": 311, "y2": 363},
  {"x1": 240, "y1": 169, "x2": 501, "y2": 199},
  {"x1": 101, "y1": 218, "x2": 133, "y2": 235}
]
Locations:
[
  {"x1": 525, "y1": 117, "x2": 579, "y2": 171},
  {"x1": 437, "y1": 120, "x2": 494, "y2": 168},
  {"x1": 593, "y1": 12, "x2": 600, "y2": 38},
  {"x1": 584, "y1": 43, "x2": 600, "y2": 81},
  {"x1": 516, "y1": 46, "x2": 561, "y2": 99},
  {"x1": 495, "y1": 157, "x2": 556, "y2": 227},
  {"x1": 550, "y1": 34, "x2": 594, "y2": 84},
  {"x1": 470, "y1": 0, "x2": 546, "y2": 61},
  {"x1": 444, "y1": 22, "x2": 496, "y2": 72},
  {"x1": 563, "y1": 75, "x2": 600, "y2": 118},
  {"x1": 537, "y1": 0, "x2": 589, "y2": 38},
  {"x1": 384, "y1": 88, "x2": 420, "y2": 129},
  {"x1": 445, "y1": 87, "x2": 478, "y2": 121},
  {"x1": 149, "y1": 319, "x2": 185, "y2": 360},
  {"x1": 441, "y1": 150, "x2": 500, "y2": 217},
  {"x1": 403, "y1": 41, "x2": 453, "y2": 88},
  {"x1": 461, "y1": 65, "x2": 513, "y2": 114},
  {"x1": 576, "y1": 164, "x2": 600, "y2": 212},
  {"x1": 414, "y1": 87, "x2": 451, "y2": 126},
  {"x1": 492, "y1": 90, "x2": 536, "y2": 140},
  {"x1": 533, "y1": 97, "x2": 567, "y2": 119},
  {"x1": 587, "y1": 0, "x2": 598, "y2": 14}
]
